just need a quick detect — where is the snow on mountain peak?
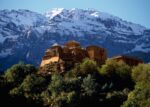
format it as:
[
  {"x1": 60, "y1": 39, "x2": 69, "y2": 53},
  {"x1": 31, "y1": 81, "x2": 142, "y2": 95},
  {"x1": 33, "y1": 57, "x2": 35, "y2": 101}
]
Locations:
[
  {"x1": 0, "y1": 9, "x2": 48, "y2": 27},
  {"x1": 45, "y1": 8, "x2": 66, "y2": 19},
  {"x1": 44, "y1": 8, "x2": 146, "y2": 35}
]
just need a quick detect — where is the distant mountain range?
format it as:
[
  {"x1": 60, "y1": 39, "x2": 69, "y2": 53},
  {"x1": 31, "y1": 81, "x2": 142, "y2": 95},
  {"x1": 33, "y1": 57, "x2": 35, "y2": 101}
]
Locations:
[{"x1": 0, "y1": 8, "x2": 150, "y2": 71}]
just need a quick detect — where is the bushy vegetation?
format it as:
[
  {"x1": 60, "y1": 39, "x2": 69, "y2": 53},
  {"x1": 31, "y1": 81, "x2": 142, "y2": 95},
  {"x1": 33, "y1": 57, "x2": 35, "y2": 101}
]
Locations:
[
  {"x1": 122, "y1": 64, "x2": 150, "y2": 107},
  {"x1": 0, "y1": 59, "x2": 149, "y2": 107}
]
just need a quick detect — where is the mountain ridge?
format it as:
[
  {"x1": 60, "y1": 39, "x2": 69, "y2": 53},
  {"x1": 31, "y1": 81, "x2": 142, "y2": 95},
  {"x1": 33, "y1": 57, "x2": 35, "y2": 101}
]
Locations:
[{"x1": 0, "y1": 8, "x2": 150, "y2": 71}]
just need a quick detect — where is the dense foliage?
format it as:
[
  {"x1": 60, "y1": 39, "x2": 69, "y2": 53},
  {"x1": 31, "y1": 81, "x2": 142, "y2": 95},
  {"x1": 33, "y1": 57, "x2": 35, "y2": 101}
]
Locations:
[
  {"x1": 122, "y1": 64, "x2": 150, "y2": 107},
  {"x1": 0, "y1": 59, "x2": 150, "y2": 107}
]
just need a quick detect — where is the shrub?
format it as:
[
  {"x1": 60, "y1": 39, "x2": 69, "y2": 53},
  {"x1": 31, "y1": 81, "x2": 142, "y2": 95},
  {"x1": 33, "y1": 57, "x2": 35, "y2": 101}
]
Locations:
[
  {"x1": 4, "y1": 63, "x2": 37, "y2": 86},
  {"x1": 99, "y1": 59, "x2": 132, "y2": 89},
  {"x1": 132, "y1": 64, "x2": 150, "y2": 82},
  {"x1": 81, "y1": 74, "x2": 97, "y2": 96},
  {"x1": 71, "y1": 58, "x2": 98, "y2": 77},
  {"x1": 99, "y1": 59, "x2": 131, "y2": 79},
  {"x1": 122, "y1": 81, "x2": 150, "y2": 107},
  {"x1": 122, "y1": 64, "x2": 150, "y2": 107},
  {"x1": 80, "y1": 58, "x2": 98, "y2": 75}
]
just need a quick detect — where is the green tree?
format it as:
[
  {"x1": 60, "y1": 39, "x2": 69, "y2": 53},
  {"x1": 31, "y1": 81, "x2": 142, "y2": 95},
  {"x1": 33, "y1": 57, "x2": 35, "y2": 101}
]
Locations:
[
  {"x1": 80, "y1": 58, "x2": 98, "y2": 75},
  {"x1": 81, "y1": 74, "x2": 97, "y2": 96},
  {"x1": 10, "y1": 74, "x2": 46, "y2": 101},
  {"x1": 41, "y1": 74, "x2": 78, "y2": 107},
  {"x1": 105, "y1": 89, "x2": 130, "y2": 107},
  {"x1": 64, "y1": 76, "x2": 81, "y2": 92},
  {"x1": 4, "y1": 63, "x2": 37, "y2": 86},
  {"x1": 132, "y1": 64, "x2": 150, "y2": 82},
  {"x1": 99, "y1": 59, "x2": 131, "y2": 79},
  {"x1": 99, "y1": 59, "x2": 132, "y2": 89},
  {"x1": 122, "y1": 64, "x2": 150, "y2": 107},
  {"x1": 71, "y1": 58, "x2": 98, "y2": 77},
  {"x1": 48, "y1": 74, "x2": 64, "y2": 97},
  {"x1": 122, "y1": 82, "x2": 150, "y2": 107}
]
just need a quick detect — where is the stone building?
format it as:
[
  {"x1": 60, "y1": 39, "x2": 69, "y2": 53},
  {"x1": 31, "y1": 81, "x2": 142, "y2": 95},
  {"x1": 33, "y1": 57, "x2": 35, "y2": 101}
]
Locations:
[
  {"x1": 112, "y1": 55, "x2": 143, "y2": 66},
  {"x1": 40, "y1": 41, "x2": 107, "y2": 74}
]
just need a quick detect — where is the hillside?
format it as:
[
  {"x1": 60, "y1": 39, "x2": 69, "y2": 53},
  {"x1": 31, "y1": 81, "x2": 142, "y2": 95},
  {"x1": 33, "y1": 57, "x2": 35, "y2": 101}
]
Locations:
[{"x1": 0, "y1": 8, "x2": 150, "y2": 71}]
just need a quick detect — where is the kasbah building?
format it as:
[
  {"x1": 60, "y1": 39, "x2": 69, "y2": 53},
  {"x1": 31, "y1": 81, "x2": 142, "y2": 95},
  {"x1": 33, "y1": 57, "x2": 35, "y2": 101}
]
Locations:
[{"x1": 39, "y1": 40, "x2": 143, "y2": 75}]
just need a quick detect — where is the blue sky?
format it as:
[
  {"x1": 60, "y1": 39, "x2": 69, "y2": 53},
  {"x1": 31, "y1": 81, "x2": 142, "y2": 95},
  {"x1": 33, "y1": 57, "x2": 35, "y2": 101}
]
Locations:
[{"x1": 0, "y1": 0, "x2": 150, "y2": 28}]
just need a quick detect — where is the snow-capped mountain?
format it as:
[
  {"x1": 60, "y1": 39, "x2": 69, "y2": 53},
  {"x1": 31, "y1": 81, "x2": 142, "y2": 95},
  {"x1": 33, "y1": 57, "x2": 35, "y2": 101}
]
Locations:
[{"x1": 0, "y1": 8, "x2": 150, "y2": 71}]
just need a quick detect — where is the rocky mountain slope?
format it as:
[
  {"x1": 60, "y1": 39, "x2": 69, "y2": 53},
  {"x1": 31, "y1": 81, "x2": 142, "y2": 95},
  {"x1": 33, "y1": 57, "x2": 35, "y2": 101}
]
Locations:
[{"x1": 0, "y1": 8, "x2": 150, "y2": 71}]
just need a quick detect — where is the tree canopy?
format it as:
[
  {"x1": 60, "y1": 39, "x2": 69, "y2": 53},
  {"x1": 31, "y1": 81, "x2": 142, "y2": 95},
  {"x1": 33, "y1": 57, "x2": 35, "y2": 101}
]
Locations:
[{"x1": 0, "y1": 60, "x2": 149, "y2": 107}]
